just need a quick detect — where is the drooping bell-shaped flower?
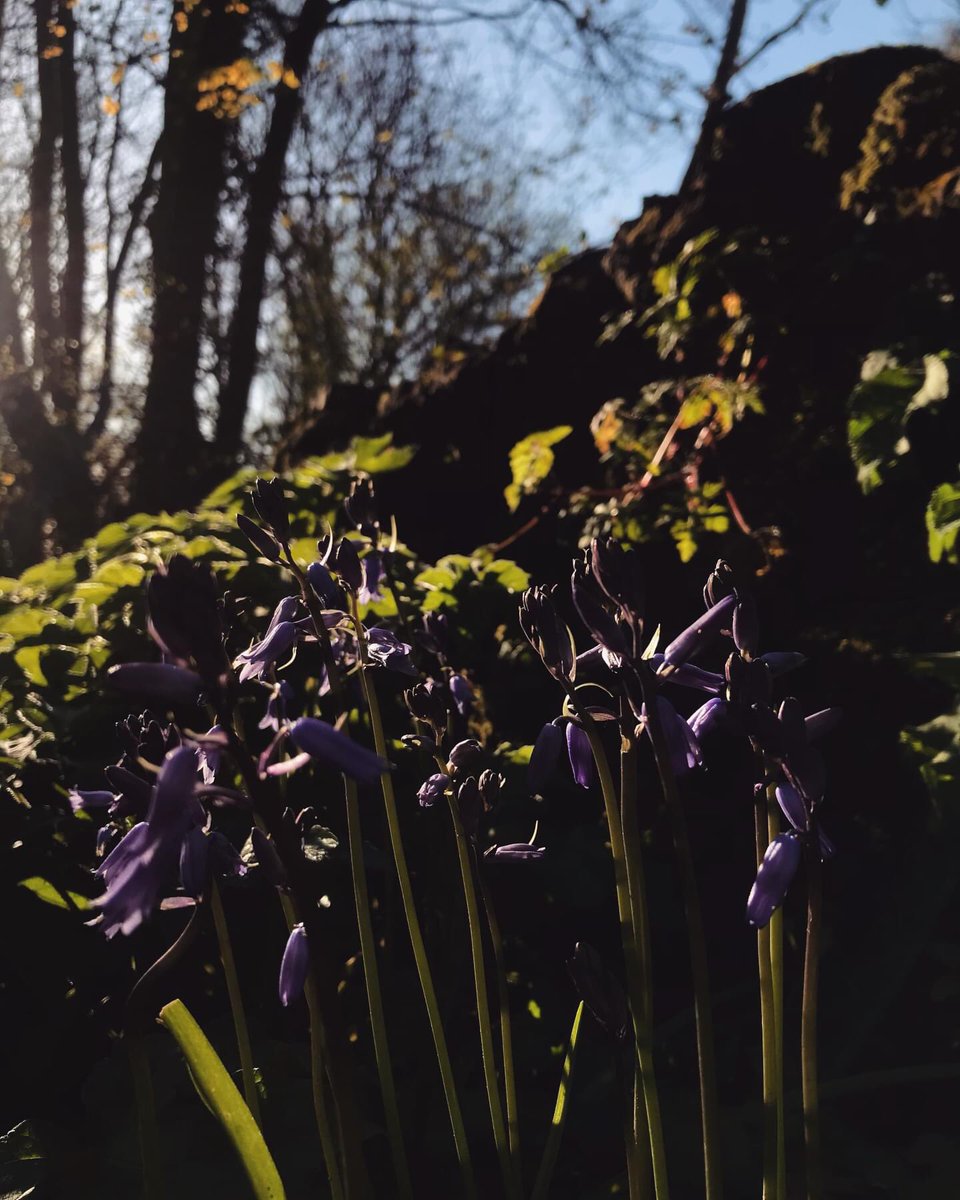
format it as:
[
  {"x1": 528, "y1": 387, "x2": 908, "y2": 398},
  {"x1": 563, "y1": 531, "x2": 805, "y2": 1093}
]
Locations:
[
  {"x1": 259, "y1": 680, "x2": 295, "y2": 732},
  {"x1": 566, "y1": 721, "x2": 595, "y2": 789},
  {"x1": 478, "y1": 769, "x2": 505, "y2": 809},
  {"x1": 307, "y1": 560, "x2": 346, "y2": 610},
  {"x1": 746, "y1": 833, "x2": 802, "y2": 928},
  {"x1": 687, "y1": 696, "x2": 729, "y2": 740},
  {"x1": 68, "y1": 788, "x2": 115, "y2": 814},
  {"x1": 279, "y1": 924, "x2": 310, "y2": 1007},
  {"x1": 366, "y1": 627, "x2": 416, "y2": 675},
  {"x1": 662, "y1": 594, "x2": 736, "y2": 668},
  {"x1": 489, "y1": 843, "x2": 545, "y2": 861},
  {"x1": 234, "y1": 620, "x2": 298, "y2": 683},
  {"x1": 333, "y1": 538, "x2": 363, "y2": 592},
  {"x1": 447, "y1": 739, "x2": 482, "y2": 774},
  {"x1": 528, "y1": 721, "x2": 564, "y2": 793},
  {"x1": 289, "y1": 717, "x2": 392, "y2": 784},
  {"x1": 359, "y1": 551, "x2": 384, "y2": 605},
  {"x1": 449, "y1": 673, "x2": 474, "y2": 717},
  {"x1": 642, "y1": 696, "x2": 702, "y2": 775},
  {"x1": 417, "y1": 773, "x2": 449, "y2": 808},
  {"x1": 405, "y1": 679, "x2": 448, "y2": 730}
]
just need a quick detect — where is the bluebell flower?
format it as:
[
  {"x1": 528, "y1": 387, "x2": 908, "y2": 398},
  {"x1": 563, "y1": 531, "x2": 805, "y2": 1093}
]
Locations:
[
  {"x1": 732, "y1": 596, "x2": 759, "y2": 658},
  {"x1": 359, "y1": 551, "x2": 384, "y2": 605},
  {"x1": 279, "y1": 924, "x2": 310, "y2": 1007},
  {"x1": 237, "y1": 513, "x2": 282, "y2": 563},
  {"x1": 478, "y1": 769, "x2": 505, "y2": 808},
  {"x1": 449, "y1": 673, "x2": 474, "y2": 717},
  {"x1": 259, "y1": 680, "x2": 295, "y2": 732},
  {"x1": 571, "y1": 557, "x2": 628, "y2": 658},
  {"x1": 447, "y1": 739, "x2": 482, "y2": 774},
  {"x1": 417, "y1": 773, "x2": 449, "y2": 808},
  {"x1": 688, "y1": 696, "x2": 729, "y2": 740},
  {"x1": 307, "y1": 560, "x2": 346, "y2": 610},
  {"x1": 746, "y1": 832, "x2": 802, "y2": 928},
  {"x1": 590, "y1": 537, "x2": 644, "y2": 631},
  {"x1": 702, "y1": 560, "x2": 736, "y2": 608},
  {"x1": 196, "y1": 725, "x2": 225, "y2": 785},
  {"x1": 92, "y1": 746, "x2": 205, "y2": 938},
  {"x1": 366, "y1": 627, "x2": 416, "y2": 675},
  {"x1": 520, "y1": 587, "x2": 576, "y2": 683},
  {"x1": 662, "y1": 594, "x2": 736, "y2": 668},
  {"x1": 642, "y1": 696, "x2": 702, "y2": 775},
  {"x1": 528, "y1": 721, "x2": 564, "y2": 793},
  {"x1": 252, "y1": 477, "x2": 289, "y2": 540},
  {"x1": 234, "y1": 620, "x2": 298, "y2": 683},
  {"x1": 566, "y1": 722, "x2": 595, "y2": 789},
  {"x1": 344, "y1": 476, "x2": 377, "y2": 531},
  {"x1": 69, "y1": 789, "x2": 115, "y2": 814},
  {"x1": 289, "y1": 717, "x2": 392, "y2": 783},
  {"x1": 405, "y1": 679, "x2": 448, "y2": 729},
  {"x1": 333, "y1": 538, "x2": 363, "y2": 592},
  {"x1": 489, "y1": 843, "x2": 545, "y2": 861}
]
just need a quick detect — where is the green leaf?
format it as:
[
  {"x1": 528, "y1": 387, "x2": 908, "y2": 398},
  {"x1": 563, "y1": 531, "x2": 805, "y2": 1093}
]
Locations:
[
  {"x1": 13, "y1": 645, "x2": 48, "y2": 686},
  {"x1": 899, "y1": 652, "x2": 960, "y2": 691},
  {"x1": 0, "y1": 607, "x2": 64, "y2": 639},
  {"x1": 504, "y1": 426, "x2": 572, "y2": 512},
  {"x1": 926, "y1": 481, "x2": 960, "y2": 564},
  {"x1": 18, "y1": 876, "x2": 90, "y2": 910},
  {"x1": 92, "y1": 559, "x2": 146, "y2": 588},
  {"x1": 479, "y1": 559, "x2": 530, "y2": 593},
  {"x1": 18, "y1": 555, "x2": 78, "y2": 596},
  {"x1": 159, "y1": 999, "x2": 286, "y2": 1200}
]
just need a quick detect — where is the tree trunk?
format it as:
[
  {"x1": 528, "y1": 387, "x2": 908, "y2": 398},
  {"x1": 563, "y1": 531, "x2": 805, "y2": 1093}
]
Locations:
[
  {"x1": 131, "y1": 0, "x2": 249, "y2": 513},
  {"x1": 214, "y1": 0, "x2": 331, "y2": 466}
]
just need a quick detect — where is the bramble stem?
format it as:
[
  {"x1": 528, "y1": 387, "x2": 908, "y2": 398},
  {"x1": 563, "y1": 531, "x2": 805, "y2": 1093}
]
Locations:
[
  {"x1": 802, "y1": 842, "x2": 823, "y2": 1200},
  {"x1": 344, "y1": 776, "x2": 413, "y2": 1199},
  {"x1": 351, "y1": 604, "x2": 476, "y2": 1197},
  {"x1": 210, "y1": 881, "x2": 262, "y2": 1129}
]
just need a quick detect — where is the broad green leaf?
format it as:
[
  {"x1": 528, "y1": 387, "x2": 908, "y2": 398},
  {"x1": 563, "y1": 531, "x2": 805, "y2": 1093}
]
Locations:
[
  {"x1": 159, "y1": 999, "x2": 286, "y2": 1200},
  {"x1": 73, "y1": 581, "x2": 116, "y2": 606},
  {"x1": 201, "y1": 469, "x2": 260, "y2": 511},
  {"x1": 14, "y1": 646, "x2": 48, "y2": 686},
  {"x1": 504, "y1": 425, "x2": 572, "y2": 512},
  {"x1": 18, "y1": 555, "x2": 77, "y2": 595},
  {"x1": 92, "y1": 559, "x2": 146, "y2": 588},
  {"x1": 926, "y1": 481, "x2": 960, "y2": 564},
  {"x1": 92, "y1": 521, "x2": 133, "y2": 552},
  {"x1": 479, "y1": 559, "x2": 530, "y2": 592},
  {"x1": 0, "y1": 607, "x2": 63, "y2": 638},
  {"x1": 18, "y1": 876, "x2": 90, "y2": 911}
]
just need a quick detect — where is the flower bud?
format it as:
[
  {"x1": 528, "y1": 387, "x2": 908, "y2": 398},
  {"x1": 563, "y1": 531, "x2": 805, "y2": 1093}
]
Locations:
[
  {"x1": 457, "y1": 776, "x2": 482, "y2": 838},
  {"x1": 279, "y1": 924, "x2": 309, "y2": 1006},
  {"x1": 237, "y1": 514, "x2": 283, "y2": 563},
  {"x1": 703, "y1": 560, "x2": 736, "y2": 608},
  {"x1": 289, "y1": 717, "x2": 392, "y2": 784},
  {"x1": 732, "y1": 596, "x2": 759, "y2": 658},
  {"x1": 307, "y1": 560, "x2": 346, "y2": 609},
  {"x1": 333, "y1": 538, "x2": 363, "y2": 592},
  {"x1": 519, "y1": 587, "x2": 575, "y2": 683},
  {"x1": 478, "y1": 769, "x2": 505, "y2": 809},
  {"x1": 746, "y1": 833, "x2": 801, "y2": 928},
  {"x1": 106, "y1": 662, "x2": 203, "y2": 705},
  {"x1": 663, "y1": 594, "x2": 736, "y2": 667},
  {"x1": 571, "y1": 557, "x2": 627, "y2": 657},
  {"x1": 566, "y1": 722, "x2": 595, "y2": 789},
  {"x1": 528, "y1": 721, "x2": 564, "y2": 793},
  {"x1": 417, "y1": 773, "x2": 449, "y2": 808},
  {"x1": 405, "y1": 679, "x2": 448, "y2": 729},
  {"x1": 252, "y1": 477, "x2": 289, "y2": 540},
  {"x1": 449, "y1": 673, "x2": 474, "y2": 718},
  {"x1": 447, "y1": 739, "x2": 482, "y2": 774}
]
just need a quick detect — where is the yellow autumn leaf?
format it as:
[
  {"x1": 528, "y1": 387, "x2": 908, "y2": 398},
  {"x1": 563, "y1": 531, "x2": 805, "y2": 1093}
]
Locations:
[
  {"x1": 41, "y1": 45, "x2": 63, "y2": 58},
  {"x1": 51, "y1": 23, "x2": 67, "y2": 37},
  {"x1": 101, "y1": 95, "x2": 120, "y2": 115},
  {"x1": 174, "y1": 10, "x2": 188, "y2": 32},
  {"x1": 266, "y1": 60, "x2": 282, "y2": 82},
  {"x1": 721, "y1": 290, "x2": 742, "y2": 319},
  {"x1": 12, "y1": 81, "x2": 24, "y2": 98},
  {"x1": 281, "y1": 67, "x2": 299, "y2": 89},
  {"x1": 376, "y1": 129, "x2": 393, "y2": 144},
  {"x1": 143, "y1": 29, "x2": 159, "y2": 42},
  {"x1": 110, "y1": 64, "x2": 126, "y2": 86}
]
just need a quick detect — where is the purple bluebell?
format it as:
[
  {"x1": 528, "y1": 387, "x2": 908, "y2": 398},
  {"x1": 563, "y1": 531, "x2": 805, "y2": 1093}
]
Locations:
[
  {"x1": 279, "y1": 923, "x2": 310, "y2": 1006},
  {"x1": 307, "y1": 560, "x2": 346, "y2": 610},
  {"x1": 366, "y1": 627, "x2": 416, "y2": 675},
  {"x1": 805, "y1": 708, "x2": 842, "y2": 741},
  {"x1": 333, "y1": 538, "x2": 363, "y2": 592},
  {"x1": 590, "y1": 537, "x2": 644, "y2": 629},
  {"x1": 252, "y1": 477, "x2": 289, "y2": 540},
  {"x1": 663, "y1": 594, "x2": 737, "y2": 668},
  {"x1": 196, "y1": 725, "x2": 224, "y2": 785},
  {"x1": 259, "y1": 680, "x2": 295, "y2": 732},
  {"x1": 653, "y1": 657, "x2": 725, "y2": 694},
  {"x1": 103, "y1": 765, "x2": 153, "y2": 816},
  {"x1": 289, "y1": 717, "x2": 391, "y2": 784},
  {"x1": 566, "y1": 722, "x2": 595, "y2": 789},
  {"x1": 725, "y1": 652, "x2": 773, "y2": 708},
  {"x1": 96, "y1": 823, "x2": 122, "y2": 859},
  {"x1": 447, "y1": 739, "x2": 482, "y2": 774},
  {"x1": 574, "y1": 645, "x2": 613, "y2": 684},
  {"x1": 237, "y1": 513, "x2": 282, "y2": 563},
  {"x1": 642, "y1": 696, "x2": 702, "y2": 775},
  {"x1": 688, "y1": 696, "x2": 729, "y2": 740},
  {"x1": 528, "y1": 721, "x2": 564, "y2": 793},
  {"x1": 746, "y1": 833, "x2": 802, "y2": 928},
  {"x1": 449, "y1": 673, "x2": 474, "y2": 717},
  {"x1": 93, "y1": 746, "x2": 205, "y2": 938},
  {"x1": 774, "y1": 781, "x2": 809, "y2": 832},
  {"x1": 68, "y1": 789, "x2": 115, "y2": 814},
  {"x1": 457, "y1": 776, "x2": 482, "y2": 837},
  {"x1": 359, "y1": 551, "x2": 384, "y2": 605},
  {"x1": 106, "y1": 662, "x2": 203, "y2": 705},
  {"x1": 234, "y1": 620, "x2": 298, "y2": 683},
  {"x1": 344, "y1": 477, "x2": 377, "y2": 531},
  {"x1": 417, "y1": 773, "x2": 449, "y2": 808},
  {"x1": 519, "y1": 587, "x2": 576, "y2": 683},
  {"x1": 180, "y1": 827, "x2": 210, "y2": 897},
  {"x1": 401, "y1": 732, "x2": 438, "y2": 753},
  {"x1": 571, "y1": 557, "x2": 628, "y2": 658},
  {"x1": 489, "y1": 843, "x2": 545, "y2": 861}
]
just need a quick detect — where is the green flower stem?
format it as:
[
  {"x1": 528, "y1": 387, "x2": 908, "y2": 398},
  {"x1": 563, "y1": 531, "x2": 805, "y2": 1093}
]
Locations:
[
  {"x1": 569, "y1": 699, "x2": 663, "y2": 1200},
  {"x1": 639, "y1": 676, "x2": 722, "y2": 1200},
  {"x1": 128, "y1": 1035, "x2": 163, "y2": 1200},
  {"x1": 344, "y1": 776, "x2": 414, "y2": 1200},
  {"x1": 802, "y1": 841, "x2": 823, "y2": 1200},
  {"x1": 531, "y1": 1001, "x2": 584, "y2": 1200},
  {"x1": 753, "y1": 790, "x2": 778, "y2": 1200},
  {"x1": 620, "y1": 732, "x2": 668, "y2": 1200},
  {"x1": 446, "y1": 793, "x2": 520, "y2": 1200},
  {"x1": 273, "y1": 870, "x2": 345, "y2": 1200},
  {"x1": 351, "y1": 608, "x2": 476, "y2": 1199},
  {"x1": 478, "y1": 871, "x2": 521, "y2": 1173},
  {"x1": 765, "y1": 787, "x2": 786, "y2": 1200},
  {"x1": 210, "y1": 880, "x2": 262, "y2": 1129}
]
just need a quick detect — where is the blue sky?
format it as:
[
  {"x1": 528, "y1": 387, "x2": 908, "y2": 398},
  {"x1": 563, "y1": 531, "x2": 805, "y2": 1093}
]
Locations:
[{"x1": 498, "y1": 0, "x2": 957, "y2": 243}]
